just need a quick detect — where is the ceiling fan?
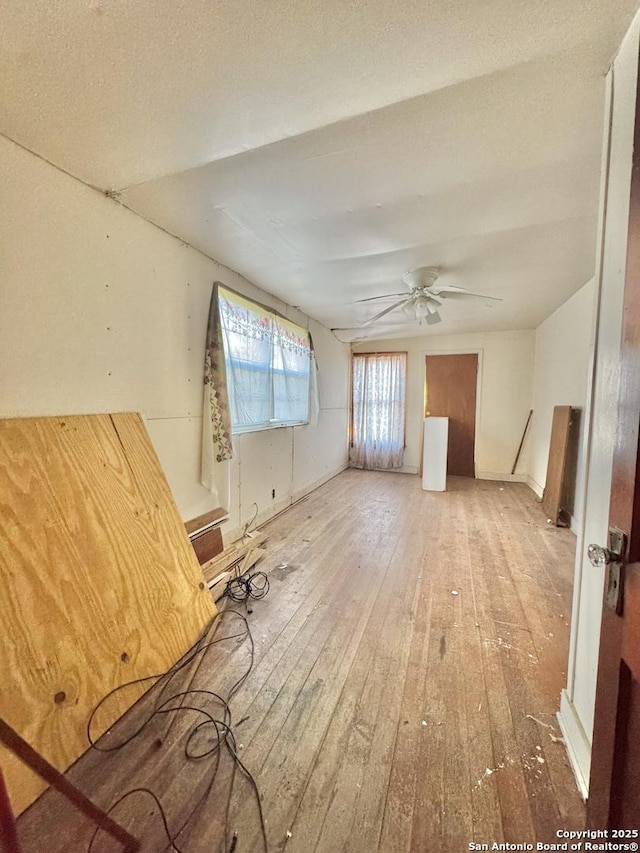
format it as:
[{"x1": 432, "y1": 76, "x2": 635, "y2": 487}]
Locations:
[{"x1": 334, "y1": 266, "x2": 502, "y2": 330}]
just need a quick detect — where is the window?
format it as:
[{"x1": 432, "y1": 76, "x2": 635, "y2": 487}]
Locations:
[
  {"x1": 218, "y1": 287, "x2": 312, "y2": 433},
  {"x1": 350, "y1": 352, "x2": 407, "y2": 470}
]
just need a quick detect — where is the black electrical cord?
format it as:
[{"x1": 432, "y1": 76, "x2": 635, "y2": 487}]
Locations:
[
  {"x1": 221, "y1": 572, "x2": 270, "y2": 604},
  {"x1": 86, "y1": 619, "x2": 248, "y2": 751},
  {"x1": 87, "y1": 788, "x2": 186, "y2": 853},
  {"x1": 85, "y1": 609, "x2": 268, "y2": 853}
]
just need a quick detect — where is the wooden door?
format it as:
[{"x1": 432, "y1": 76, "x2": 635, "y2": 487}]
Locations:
[
  {"x1": 425, "y1": 353, "x2": 477, "y2": 477},
  {"x1": 587, "y1": 69, "x2": 640, "y2": 829}
]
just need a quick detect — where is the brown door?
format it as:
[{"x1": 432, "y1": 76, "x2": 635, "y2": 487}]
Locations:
[
  {"x1": 587, "y1": 73, "x2": 640, "y2": 828},
  {"x1": 425, "y1": 353, "x2": 477, "y2": 477}
]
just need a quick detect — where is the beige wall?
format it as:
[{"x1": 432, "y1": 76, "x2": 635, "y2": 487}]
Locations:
[
  {"x1": 529, "y1": 279, "x2": 596, "y2": 526},
  {"x1": 0, "y1": 135, "x2": 350, "y2": 535},
  {"x1": 352, "y1": 329, "x2": 535, "y2": 479}
]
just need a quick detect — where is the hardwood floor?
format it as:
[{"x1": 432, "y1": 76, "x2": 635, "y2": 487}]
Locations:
[{"x1": 16, "y1": 470, "x2": 585, "y2": 852}]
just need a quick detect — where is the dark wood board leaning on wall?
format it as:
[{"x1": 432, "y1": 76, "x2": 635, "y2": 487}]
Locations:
[
  {"x1": 542, "y1": 405, "x2": 573, "y2": 526},
  {"x1": 185, "y1": 508, "x2": 228, "y2": 565},
  {"x1": 0, "y1": 413, "x2": 215, "y2": 814}
]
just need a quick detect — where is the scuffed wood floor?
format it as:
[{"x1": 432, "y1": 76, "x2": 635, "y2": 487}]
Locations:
[{"x1": 16, "y1": 471, "x2": 585, "y2": 852}]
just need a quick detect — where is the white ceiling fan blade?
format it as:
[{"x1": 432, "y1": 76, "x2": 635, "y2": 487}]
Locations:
[
  {"x1": 429, "y1": 283, "x2": 466, "y2": 294},
  {"x1": 434, "y1": 285, "x2": 502, "y2": 301},
  {"x1": 355, "y1": 291, "x2": 411, "y2": 303},
  {"x1": 361, "y1": 298, "x2": 413, "y2": 326},
  {"x1": 331, "y1": 298, "x2": 411, "y2": 331}
]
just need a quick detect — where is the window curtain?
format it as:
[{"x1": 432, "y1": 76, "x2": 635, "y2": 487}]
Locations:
[
  {"x1": 350, "y1": 353, "x2": 407, "y2": 470},
  {"x1": 218, "y1": 287, "x2": 313, "y2": 430},
  {"x1": 201, "y1": 282, "x2": 234, "y2": 510},
  {"x1": 219, "y1": 288, "x2": 273, "y2": 429},
  {"x1": 271, "y1": 315, "x2": 311, "y2": 424},
  {"x1": 308, "y1": 337, "x2": 320, "y2": 428}
]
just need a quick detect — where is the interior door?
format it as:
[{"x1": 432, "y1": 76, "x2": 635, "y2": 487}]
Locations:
[
  {"x1": 586, "y1": 69, "x2": 640, "y2": 829},
  {"x1": 424, "y1": 353, "x2": 477, "y2": 477}
]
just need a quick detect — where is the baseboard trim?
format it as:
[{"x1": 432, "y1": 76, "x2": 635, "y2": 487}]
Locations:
[
  {"x1": 291, "y1": 463, "x2": 350, "y2": 504},
  {"x1": 557, "y1": 689, "x2": 591, "y2": 801},
  {"x1": 348, "y1": 465, "x2": 417, "y2": 475},
  {"x1": 526, "y1": 475, "x2": 544, "y2": 498},
  {"x1": 399, "y1": 465, "x2": 419, "y2": 475},
  {"x1": 225, "y1": 463, "x2": 349, "y2": 544},
  {"x1": 476, "y1": 471, "x2": 528, "y2": 483}
]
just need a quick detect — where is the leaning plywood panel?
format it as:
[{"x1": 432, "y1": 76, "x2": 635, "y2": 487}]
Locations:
[{"x1": 0, "y1": 413, "x2": 215, "y2": 814}]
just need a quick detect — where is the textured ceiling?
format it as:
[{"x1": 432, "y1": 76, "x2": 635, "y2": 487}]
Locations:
[{"x1": 2, "y1": 0, "x2": 638, "y2": 339}]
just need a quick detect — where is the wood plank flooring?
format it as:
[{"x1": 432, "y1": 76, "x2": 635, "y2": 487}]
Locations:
[{"x1": 15, "y1": 470, "x2": 585, "y2": 852}]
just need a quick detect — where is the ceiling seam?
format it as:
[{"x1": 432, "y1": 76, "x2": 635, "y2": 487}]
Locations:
[
  {"x1": 0, "y1": 129, "x2": 335, "y2": 331},
  {"x1": 116, "y1": 44, "x2": 606, "y2": 194}
]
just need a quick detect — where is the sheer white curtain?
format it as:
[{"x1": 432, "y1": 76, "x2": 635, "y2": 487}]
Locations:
[
  {"x1": 350, "y1": 353, "x2": 407, "y2": 470},
  {"x1": 218, "y1": 288, "x2": 313, "y2": 431},
  {"x1": 272, "y1": 317, "x2": 311, "y2": 424},
  {"x1": 219, "y1": 289, "x2": 272, "y2": 429}
]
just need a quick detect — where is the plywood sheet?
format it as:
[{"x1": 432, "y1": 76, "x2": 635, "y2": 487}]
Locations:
[
  {"x1": 0, "y1": 413, "x2": 215, "y2": 813},
  {"x1": 542, "y1": 405, "x2": 573, "y2": 525}
]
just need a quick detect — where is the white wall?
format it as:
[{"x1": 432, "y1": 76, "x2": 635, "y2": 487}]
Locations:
[
  {"x1": 0, "y1": 135, "x2": 350, "y2": 536},
  {"x1": 558, "y1": 11, "x2": 639, "y2": 798},
  {"x1": 352, "y1": 329, "x2": 535, "y2": 479},
  {"x1": 528, "y1": 279, "x2": 596, "y2": 528}
]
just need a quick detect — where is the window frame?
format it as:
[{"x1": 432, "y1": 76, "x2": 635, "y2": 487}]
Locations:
[{"x1": 218, "y1": 286, "x2": 312, "y2": 435}]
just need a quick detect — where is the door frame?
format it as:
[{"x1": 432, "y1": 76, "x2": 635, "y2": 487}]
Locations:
[
  {"x1": 556, "y1": 81, "x2": 615, "y2": 801},
  {"x1": 556, "y1": 25, "x2": 636, "y2": 803},
  {"x1": 422, "y1": 347, "x2": 483, "y2": 478},
  {"x1": 585, "y1": 33, "x2": 640, "y2": 824}
]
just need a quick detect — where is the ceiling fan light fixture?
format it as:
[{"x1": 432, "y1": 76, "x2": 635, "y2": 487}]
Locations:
[{"x1": 414, "y1": 294, "x2": 431, "y2": 319}]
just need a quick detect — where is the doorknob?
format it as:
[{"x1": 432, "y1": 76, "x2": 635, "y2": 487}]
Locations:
[
  {"x1": 588, "y1": 528, "x2": 627, "y2": 614},
  {"x1": 588, "y1": 543, "x2": 623, "y2": 567}
]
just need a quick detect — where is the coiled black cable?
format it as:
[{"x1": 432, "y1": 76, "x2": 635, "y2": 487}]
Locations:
[{"x1": 222, "y1": 571, "x2": 270, "y2": 603}]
